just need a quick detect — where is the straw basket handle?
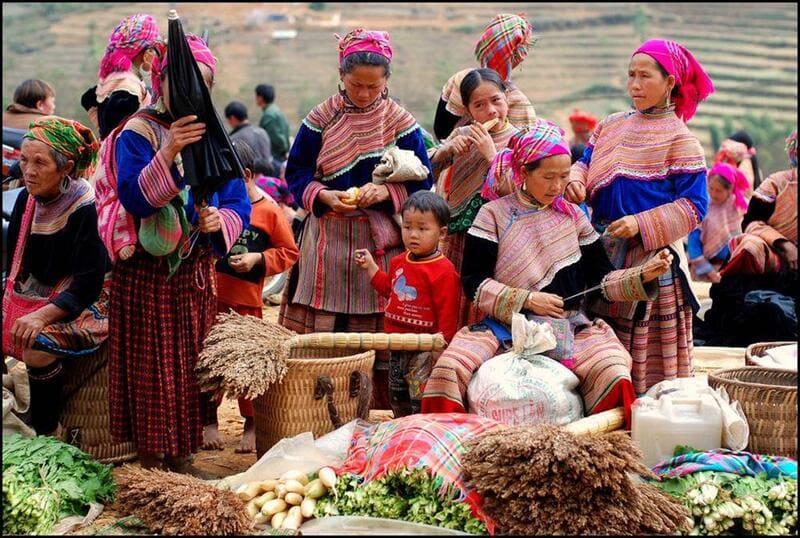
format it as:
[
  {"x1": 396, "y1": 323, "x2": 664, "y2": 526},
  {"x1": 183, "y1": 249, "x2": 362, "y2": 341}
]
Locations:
[
  {"x1": 314, "y1": 371, "x2": 372, "y2": 429},
  {"x1": 288, "y1": 332, "x2": 447, "y2": 352}
]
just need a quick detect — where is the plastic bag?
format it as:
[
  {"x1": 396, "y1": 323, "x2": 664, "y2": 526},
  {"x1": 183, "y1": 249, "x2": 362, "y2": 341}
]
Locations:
[
  {"x1": 467, "y1": 314, "x2": 584, "y2": 426},
  {"x1": 300, "y1": 515, "x2": 468, "y2": 535},
  {"x1": 3, "y1": 358, "x2": 35, "y2": 438},
  {"x1": 644, "y1": 377, "x2": 749, "y2": 451}
]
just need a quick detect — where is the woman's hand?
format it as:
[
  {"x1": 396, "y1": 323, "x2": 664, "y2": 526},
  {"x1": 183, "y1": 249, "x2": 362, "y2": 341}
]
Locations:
[
  {"x1": 776, "y1": 240, "x2": 798, "y2": 271},
  {"x1": 11, "y1": 312, "x2": 48, "y2": 351},
  {"x1": 606, "y1": 215, "x2": 640, "y2": 239},
  {"x1": 197, "y1": 205, "x2": 221, "y2": 233},
  {"x1": 318, "y1": 189, "x2": 359, "y2": 213},
  {"x1": 641, "y1": 249, "x2": 674, "y2": 282},
  {"x1": 467, "y1": 122, "x2": 496, "y2": 162},
  {"x1": 357, "y1": 183, "x2": 390, "y2": 208},
  {"x1": 228, "y1": 252, "x2": 262, "y2": 273},
  {"x1": 564, "y1": 181, "x2": 586, "y2": 204},
  {"x1": 524, "y1": 291, "x2": 565, "y2": 318},
  {"x1": 162, "y1": 115, "x2": 206, "y2": 163}
]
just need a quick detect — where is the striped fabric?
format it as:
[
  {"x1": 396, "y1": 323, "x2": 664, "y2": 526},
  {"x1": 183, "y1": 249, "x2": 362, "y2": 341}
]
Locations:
[
  {"x1": 303, "y1": 94, "x2": 418, "y2": 182},
  {"x1": 441, "y1": 69, "x2": 536, "y2": 126},
  {"x1": 469, "y1": 191, "x2": 598, "y2": 295},
  {"x1": 600, "y1": 266, "x2": 657, "y2": 303},
  {"x1": 750, "y1": 169, "x2": 797, "y2": 243},
  {"x1": 336, "y1": 413, "x2": 504, "y2": 532},
  {"x1": 96, "y1": 69, "x2": 150, "y2": 105},
  {"x1": 698, "y1": 196, "x2": 743, "y2": 261},
  {"x1": 653, "y1": 449, "x2": 797, "y2": 480},
  {"x1": 474, "y1": 13, "x2": 536, "y2": 82},
  {"x1": 474, "y1": 279, "x2": 528, "y2": 325},
  {"x1": 31, "y1": 179, "x2": 94, "y2": 236},
  {"x1": 573, "y1": 110, "x2": 707, "y2": 200},
  {"x1": 636, "y1": 197, "x2": 703, "y2": 252},
  {"x1": 440, "y1": 232, "x2": 484, "y2": 329}
]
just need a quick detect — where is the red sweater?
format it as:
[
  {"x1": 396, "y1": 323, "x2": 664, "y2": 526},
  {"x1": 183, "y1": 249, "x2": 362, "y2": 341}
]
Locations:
[{"x1": 370, "y1": 251, "x2": 461, "y2": 343}]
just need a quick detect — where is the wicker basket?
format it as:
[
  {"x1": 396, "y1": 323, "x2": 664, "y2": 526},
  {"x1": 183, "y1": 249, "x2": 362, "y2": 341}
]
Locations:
[
  {"x1": 707, "y1": 367, "x2": 797, "y2": 458},
  {"x1": 253, "y1": 332, "x2": 447, "y2": 457},
  {"x1": 745, "y1": 341, "x2": 796, "y2": 367},
  {"x1": 61, "y1": 343, "x2": 137, "y2": 464}
]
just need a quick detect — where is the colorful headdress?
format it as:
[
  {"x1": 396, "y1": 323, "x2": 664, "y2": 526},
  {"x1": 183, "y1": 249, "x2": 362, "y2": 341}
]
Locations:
[
  {"x1": 150, "y1": 33, "x2": 217, "y2": 101},
  {"x1": 708, "y1": 162, "x2": 749, "y2": 212},
  {"x1": 98, "y1": 13, "x2": 161, "y2": 80},
  {"x1": 24, "y1": 117, "x2": 99, "y2": 177},
  {"x1": 568, "y1": 109, "x2": 598, "y2": 135},
  {"x1": 786, "y1": 131, "x2": 797, "y2": 169},
  {"x1": 714, "y1": 139, "x2": 755, "y2": 167},
  {"x1": 484, "y1": 118, "x2": 574, "y2": 216},
  {"x1": 633, "y1": 39, "x2": 714, "y2": 122},
  {"x1": 335, "y1": 28, "x2": 393, "y2": 64},
  {"x1": 474, "y1": 13, "x2": 536, "y2": 81}
]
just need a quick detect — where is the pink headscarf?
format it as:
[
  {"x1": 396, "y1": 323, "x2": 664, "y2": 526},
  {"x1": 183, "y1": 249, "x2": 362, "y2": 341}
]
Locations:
[
  {"x1": 335, "y1": 28, "x2": 393, "y2": 64},
  {"x1": 633, "y1": 39, "x2": 714, "y2": 123},
  {"x1": 708, "y1": 162, "x2": 749, "y2": 212},
  {"x1": 150, "y1": 34, "x2": 217, "y2": 102},
  {"x1": 98, "y1": 14, "x2": 161, "y2": 80},
  {"x1": 484, "y1": 118, "x2": 574, "y2": 216}
]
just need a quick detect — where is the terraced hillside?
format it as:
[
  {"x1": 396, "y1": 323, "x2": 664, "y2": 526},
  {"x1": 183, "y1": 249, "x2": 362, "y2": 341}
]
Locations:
[{"x1": 3, "y1": 2, "x2": 796, "y2": 174}]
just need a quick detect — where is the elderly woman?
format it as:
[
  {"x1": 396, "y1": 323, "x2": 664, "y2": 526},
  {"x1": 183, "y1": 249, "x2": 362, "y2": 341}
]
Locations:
[
  {"x1": 434, "y1": 13, "x2": 537, "y2": 142},
  {"x1": 565, "y1": 39, "x2": 712, "y2": 394},
  {"x1": 81, "y1": 13, "x2": 161, "y2": 140},
  {"x1": 421, "y1": 120, "x2": 673, "y2": 427},
  {"x1": 279, "y1": 28, "x2": 433, "y2": 409},
  {"x1": 3, "y1": 117, "x2": 108, "y2": 436},
  {"x1": 722, "y1": 131, "x2": 797, "y2": 276},
  {"x1": 102, "y1": 34, "x2": 250, "y2": 473}
]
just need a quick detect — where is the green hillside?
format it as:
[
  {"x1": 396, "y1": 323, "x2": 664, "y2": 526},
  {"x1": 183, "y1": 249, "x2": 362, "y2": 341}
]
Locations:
[{"x1": 3, "y1": 2, "x2": 797, "y2": 174}]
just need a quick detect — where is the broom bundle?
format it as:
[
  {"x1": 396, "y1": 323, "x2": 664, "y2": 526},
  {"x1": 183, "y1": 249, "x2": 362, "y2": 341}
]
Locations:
[
  {"x1": 462, "y1": 425, "x2": 691, "y2": 535},
  {"x1": 196, "y1": 312, "x2": 296, "y2": 401},
  {"x1": 115, "y1": 466, "x2": 252, "y2": 535}
]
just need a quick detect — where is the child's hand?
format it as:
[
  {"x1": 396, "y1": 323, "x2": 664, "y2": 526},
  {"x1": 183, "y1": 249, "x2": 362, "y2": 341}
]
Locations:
[
  {"x1": 354, "y1": 249, "x2": 379, "y2": 278},
  {"x1": 118, "y1": 245, "x2": 135, "y2": 261},
  {"x1": 228, "y1": 253, "x2": 261, "y2": 273},
  {"x1": 467, "y1": 122, "x2": 496, "y2": 162}
]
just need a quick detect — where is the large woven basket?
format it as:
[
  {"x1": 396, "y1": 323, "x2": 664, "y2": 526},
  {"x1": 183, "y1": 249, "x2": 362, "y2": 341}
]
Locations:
[
  {"x1": 707, "y1": 367, "x2": 797, "y2": 458},
  {"x1": 61, "y1": 343, "x2": 137, "y2": 464},
  {"x1": 745, "y1": 341, "x2": 796, "y2": 367},
  {"x1": 253, "y1": 332, "x2": 446, "y2": 457}
]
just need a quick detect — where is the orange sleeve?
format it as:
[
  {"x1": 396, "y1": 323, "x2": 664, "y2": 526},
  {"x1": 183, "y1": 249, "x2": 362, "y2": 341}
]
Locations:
[{"x1": 260, "y1": 204, "x2": 300, "y2": 276}]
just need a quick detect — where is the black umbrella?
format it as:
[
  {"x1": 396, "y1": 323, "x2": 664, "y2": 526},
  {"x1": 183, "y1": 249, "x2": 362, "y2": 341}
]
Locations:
[{"x1": 166, "y1": 9, "x2": 243, "y2": 203}]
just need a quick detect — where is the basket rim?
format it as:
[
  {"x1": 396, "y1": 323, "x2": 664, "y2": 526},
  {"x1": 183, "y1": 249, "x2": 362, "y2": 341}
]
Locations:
[
  {"x1": 745, "y1": 341, "x2": 797, "y2": 359},
  {"x1": 708, "y1": 366, "x2": 798, "y2": 392},
  {"x1": 286, "y1": 349, "x2": 375, "y2": 365}
]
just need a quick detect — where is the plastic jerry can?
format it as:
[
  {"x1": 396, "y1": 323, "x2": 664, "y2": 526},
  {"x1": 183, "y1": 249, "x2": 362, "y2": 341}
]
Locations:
[{"x1": 631, "y1": 394, "x2": 723, "y2": 469}]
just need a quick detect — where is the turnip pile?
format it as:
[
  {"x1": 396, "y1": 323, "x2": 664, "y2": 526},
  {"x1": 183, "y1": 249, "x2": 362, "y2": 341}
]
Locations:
[
  {"x1": 462, "y1": 424, "x2": 691, "y2": 535},
  {"x1": 115, "y1": 465, "x2": 251, "y2": 535},
  {"x1": 196, "y1": 312, "x2": 296, "y2": 400}
]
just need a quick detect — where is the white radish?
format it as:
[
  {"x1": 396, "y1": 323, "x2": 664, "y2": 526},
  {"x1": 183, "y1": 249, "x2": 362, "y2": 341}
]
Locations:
[
  {"x1": 245, "y1": 499, "x2": 260, "y2": 519},
  {"x1": 253, "y1": 513, "x2": 270, "y2": 526},
  {"x1": 304, "y1": 479, "x2": 326, "y2": 499},
  {"x1": 261, "y1": 498, "x2": 288, "y2": 517},
  {"x1": 318, "y1": 467, "x2": 337, "y2": 489},
  {"x1": 281, "y1": 506, "x2": 303, "y2": 530},
  {"x1": 258, "y1": 479, "x2": 279, "y2": 492},
  {"x1": 301, "y1": 497, "x2": 317, "y2": 518},
  {"x1": 280, "y1": 470, "x2": 309, "y2": 485},
  {"x1": 253, "y1": 491, "x2": 276, "y2": 509},
  {"x1": 283, "y1": 479, "x2": 306, "y2": 495},
  {"x1": 271, "y1": 511, "x2": 288, "y2": 529},
  {"x1": 284, "y1": 492, "x2": 304, "y2": 506},
  {"x1": 237, "y1": 483, "x2": 263, "y2": 501}
]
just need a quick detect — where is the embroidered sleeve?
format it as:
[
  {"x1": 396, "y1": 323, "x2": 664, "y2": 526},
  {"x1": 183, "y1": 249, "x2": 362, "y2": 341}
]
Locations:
[
  {"x1": 207, "y1": 179, "x2": 251, "y2": 257},
  {"x1": 302, "y1": 181, "x2": 329, "y2": 215},
  {"x1": 475, "y1": 278, "x2": 530, "y2": 325},
  {"x1": 286, "y1": 123, "x2": 323, "y2": 211},
  {"x1": 600, "y1": 266, "x2": 658, "y2": 303},
  {"x1": 635, "y1": 197, "x2": 703, "y2": 251},
  {"x1": 745, "y1": 220, "x2": 787, "y2": 247}
]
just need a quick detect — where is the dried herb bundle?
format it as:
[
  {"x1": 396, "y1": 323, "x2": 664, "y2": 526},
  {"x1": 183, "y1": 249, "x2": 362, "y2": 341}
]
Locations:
[
  {"x1": 462, "y1": 425, "x2": 691, "y2": 535},
  {"x1": 115, "y1": 466, "x2": 252, "y2": 535},
  {"x1": 196, "y1": 312, "x2": 296, "y2": 400}
]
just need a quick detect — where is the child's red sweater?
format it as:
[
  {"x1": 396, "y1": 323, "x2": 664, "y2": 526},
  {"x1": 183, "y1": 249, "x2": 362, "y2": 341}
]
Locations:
[{"x1": 370, "y1": 251, "x2": 461, "y2": 343}]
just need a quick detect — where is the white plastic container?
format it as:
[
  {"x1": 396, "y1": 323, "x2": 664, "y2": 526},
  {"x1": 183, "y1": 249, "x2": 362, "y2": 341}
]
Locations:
[{"x1": 631, "y1": 394, "x2": 723, "y2": 469}]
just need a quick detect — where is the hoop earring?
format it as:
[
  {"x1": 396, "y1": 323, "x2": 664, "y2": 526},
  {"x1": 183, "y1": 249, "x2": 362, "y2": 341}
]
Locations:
[
  {"x1": 59, "y1": 175, "x2": 70, "y2": 194},
  {"x1": 381, "y1": 87, "x2": 389, "y2": 100}
]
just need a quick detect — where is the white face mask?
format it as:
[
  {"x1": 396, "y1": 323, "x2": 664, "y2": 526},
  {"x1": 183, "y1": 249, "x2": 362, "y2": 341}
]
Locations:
[{"x1": 134, "y1": 62, "x2": 150, "y2": 81}]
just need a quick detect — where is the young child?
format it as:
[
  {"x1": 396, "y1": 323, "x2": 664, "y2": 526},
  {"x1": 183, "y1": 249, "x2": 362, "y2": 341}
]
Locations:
[
  {"x1": 355, "y1": 190, "x2": 461, "y2": 417},
  {"x1": 202, "y1": 140, "x2": 300, "y2": 453}
]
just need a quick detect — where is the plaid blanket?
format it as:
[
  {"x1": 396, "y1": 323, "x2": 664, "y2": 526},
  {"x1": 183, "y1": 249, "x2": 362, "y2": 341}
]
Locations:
[
  {"x1": 335, "y1": 413, "x2": 505, "y2": 532},
  {"x1": 652, "y1": 449, "x2": 797, "y2": 480}
]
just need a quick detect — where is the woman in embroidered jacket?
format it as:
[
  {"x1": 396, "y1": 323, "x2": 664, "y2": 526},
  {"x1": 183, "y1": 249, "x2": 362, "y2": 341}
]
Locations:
[
  {"x1": 687, "y1": 162, "x2": 749, "y2": 283},
  {"x1": 279, "y1": 28, "x2": 433, "y2": 409},
  {"x1": 565, "y1": 39, "x2": 712, "y2": 395},
  {"x1": 105, "y1": 35, "x2": 250, "y2": 473},
  {"x1": 434, "y1": 13, "x2": 537, "y2": 141},
  {"x1": 421, "y1": 120, "x2": 674, "y2": 427},
  {"x1": 4, "y1": 117, "x2": 108, "y2": 436},
  {"x1": 721, "y1": 131, "x2": 797, "y2": 276}
]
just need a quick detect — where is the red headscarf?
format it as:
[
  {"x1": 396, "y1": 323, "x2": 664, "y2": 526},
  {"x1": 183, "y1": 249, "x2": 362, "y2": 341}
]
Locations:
[
  {"x1": 633, "y1": 39, "x2": 714, "y2": 122},
  {"x1": 335, "y1": 28, "x2": 393, "y2": 64},
  {"x1": 708, "y1": 162, "x2": 749, "y2": 212},
  {"x1": 568, "y1": 109, "x2": 598, "y2": 135}
]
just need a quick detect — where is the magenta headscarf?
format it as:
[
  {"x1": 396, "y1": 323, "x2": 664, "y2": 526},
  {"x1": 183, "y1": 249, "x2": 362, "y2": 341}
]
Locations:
[
  {"x1": 150, "y1": 34, "x2": 217, "y2": 102},
  {"x1": 708, "y1": 162, "x2": 749, "y2": 212},
  {"x1": 98, "y1": 14, "x2": 161, "y2": 80},
  {"x1": 633, "y1": 39, "x2": 714, "y2": 123},
  {"x1": 484, "y1": 119, "x2": 574, "y2": 216},
  {"x1": 335, "y1": 28, "x2": 393, "y2": 64}
]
